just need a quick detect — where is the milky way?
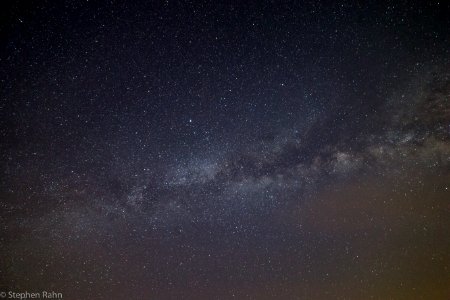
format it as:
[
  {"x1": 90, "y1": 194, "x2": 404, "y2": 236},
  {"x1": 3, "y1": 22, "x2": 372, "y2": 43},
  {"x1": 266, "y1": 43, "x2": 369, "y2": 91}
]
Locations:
[{"x1": 1, "y1": 1, "x2": 450, "y2": 299}]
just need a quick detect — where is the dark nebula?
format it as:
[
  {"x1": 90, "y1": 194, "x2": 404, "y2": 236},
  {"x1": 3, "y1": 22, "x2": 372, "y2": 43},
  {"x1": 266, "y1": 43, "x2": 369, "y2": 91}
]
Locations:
[{"x1": 1, "y1": 1, "x2": 449, "y2": 299}]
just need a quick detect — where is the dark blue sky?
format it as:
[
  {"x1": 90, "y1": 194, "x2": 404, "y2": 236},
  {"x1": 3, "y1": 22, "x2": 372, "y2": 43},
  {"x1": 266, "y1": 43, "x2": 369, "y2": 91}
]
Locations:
[{"x1": 1, "y1": 1, "x2": 450, "y2": 299}]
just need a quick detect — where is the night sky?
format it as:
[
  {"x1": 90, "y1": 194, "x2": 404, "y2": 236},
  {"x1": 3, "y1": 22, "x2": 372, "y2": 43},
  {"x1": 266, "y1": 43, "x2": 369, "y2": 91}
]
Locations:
[{"x1": 1, "y1": 1, "x2": 450, "y2": 299}]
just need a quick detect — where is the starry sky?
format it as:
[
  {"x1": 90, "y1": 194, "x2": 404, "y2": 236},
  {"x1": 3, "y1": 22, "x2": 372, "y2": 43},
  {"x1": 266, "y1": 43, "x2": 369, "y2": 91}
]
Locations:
[{"x1": 1, "y1": 1, "x2": 450, "y2": 299}]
